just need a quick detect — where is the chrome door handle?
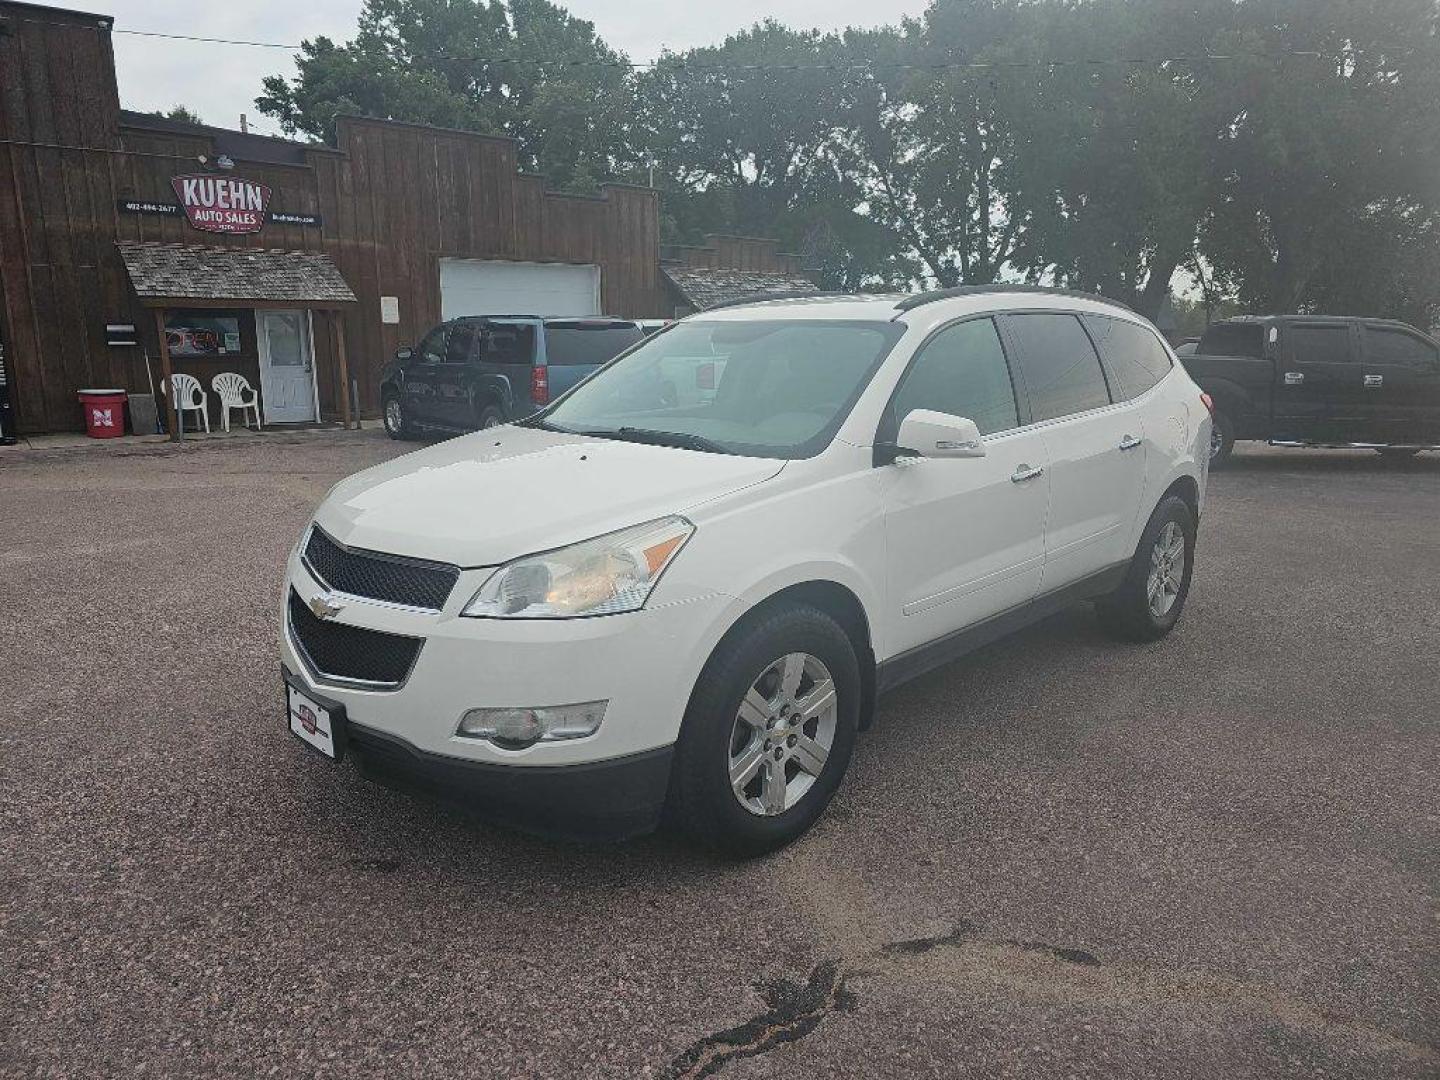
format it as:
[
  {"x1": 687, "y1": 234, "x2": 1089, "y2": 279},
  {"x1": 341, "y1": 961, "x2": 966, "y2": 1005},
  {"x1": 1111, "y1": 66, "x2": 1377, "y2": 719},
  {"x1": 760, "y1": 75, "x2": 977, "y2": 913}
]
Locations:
[
  {"x1": 1119, "y1": 434, "x2": 1142, "y2": 451},
  {"x1": 1364, "y1": 374, "x2": 1383, "y2": 388},
  {"x1": 1284, "y1": 371, "x2": 1305, "y2": 385},
  {"x1": 1011, "y1": 464, "x2": 1045, "y2": 483}
]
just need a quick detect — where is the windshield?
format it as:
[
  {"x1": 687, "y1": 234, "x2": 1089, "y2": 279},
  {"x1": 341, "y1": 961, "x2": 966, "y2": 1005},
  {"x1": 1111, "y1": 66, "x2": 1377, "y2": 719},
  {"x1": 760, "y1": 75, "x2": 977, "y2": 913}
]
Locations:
[{"x1": 537, "y1": 319, "x2": 903, "y2": 458}]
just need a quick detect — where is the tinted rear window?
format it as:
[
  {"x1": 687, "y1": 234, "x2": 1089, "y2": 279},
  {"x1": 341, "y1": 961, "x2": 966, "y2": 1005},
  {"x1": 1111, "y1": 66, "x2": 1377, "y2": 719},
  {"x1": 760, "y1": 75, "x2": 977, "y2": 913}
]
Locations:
[
  {"x1": 1288, "y1": 324, "x2": 1353, "y2": 364},
  {"x1": 1198, "y1": 323, "x2": 1264, "y2": 358},
  {"x1": 1085, "y1": 315, "x2": 1173, "y2": 400},
  {"x1": 1004, "y1": 313, "x2": 1112, "y2": 422},
  {"x1": 544, "y1": 324, "x2": 644, "y2": 366},
  {"x1": 479, "y1": 323, "x2": 536, "y2": 365}
]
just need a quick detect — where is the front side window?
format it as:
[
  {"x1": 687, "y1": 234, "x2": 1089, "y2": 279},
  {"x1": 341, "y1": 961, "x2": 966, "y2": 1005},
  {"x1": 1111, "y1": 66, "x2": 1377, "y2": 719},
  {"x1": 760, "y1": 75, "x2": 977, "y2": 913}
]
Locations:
[
  {"x1": 892, "y1": 318, "x2": 1019, "y2": 435},
  {"x1": 417, "y1": 325, "x2": 447, "y2": 366},
  {"x1": 538, "y1": 320, "x2": 903, "y2": 458},
  {"x1": 1004, "y1": 313, "x2": 1112, "y2": 422},
  {"x1": 1085, "y1": 315, "x2": 1173, "y2": 400},
  {"x1": 1365, "y1": 326, "x2": 1438, "y2": 369},
  {"x1": 1288, "y1": 324, "x2": 1352, "y2": 365}
]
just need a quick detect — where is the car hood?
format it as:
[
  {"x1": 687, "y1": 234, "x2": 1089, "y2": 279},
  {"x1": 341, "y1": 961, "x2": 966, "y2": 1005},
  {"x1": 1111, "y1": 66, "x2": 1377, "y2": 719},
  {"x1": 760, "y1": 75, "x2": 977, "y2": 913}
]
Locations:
[{"x1": 314, "y1": 426, "x2": 785, "y2": 566}]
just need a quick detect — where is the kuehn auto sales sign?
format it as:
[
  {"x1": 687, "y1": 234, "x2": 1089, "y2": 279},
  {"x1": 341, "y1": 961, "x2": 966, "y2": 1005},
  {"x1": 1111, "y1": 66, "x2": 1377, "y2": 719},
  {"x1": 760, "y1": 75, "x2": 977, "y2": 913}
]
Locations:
[{"x1": 170, "y1": 174, "x2": 272, "y2": 234}]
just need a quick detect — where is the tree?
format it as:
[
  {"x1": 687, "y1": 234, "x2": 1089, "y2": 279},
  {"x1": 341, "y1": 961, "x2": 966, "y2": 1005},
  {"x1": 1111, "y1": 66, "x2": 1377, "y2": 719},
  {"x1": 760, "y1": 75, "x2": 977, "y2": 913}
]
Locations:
[
  {"x1": 255, "y1": 0, "x2": 635, "y2": 192},
  {"x1": 1004, "y1": 0, "x2": 1241, "y2": 318},
  {"x1": 835, "y1": 8, "x2": 1032, "y2": 289},
  {"x1": 1199, "y1": 0, "x2": 1440, "y2": 313},
  {"x1": 151, "y1": 105, "x2": 203, "y2": 125}
]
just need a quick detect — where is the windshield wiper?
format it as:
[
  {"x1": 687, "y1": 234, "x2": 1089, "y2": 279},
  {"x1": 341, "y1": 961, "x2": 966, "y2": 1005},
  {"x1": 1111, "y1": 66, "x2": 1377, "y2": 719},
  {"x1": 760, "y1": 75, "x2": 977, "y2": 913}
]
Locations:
[{"x1": 579, "y1": 426, "x2": 733, "y2": 455}]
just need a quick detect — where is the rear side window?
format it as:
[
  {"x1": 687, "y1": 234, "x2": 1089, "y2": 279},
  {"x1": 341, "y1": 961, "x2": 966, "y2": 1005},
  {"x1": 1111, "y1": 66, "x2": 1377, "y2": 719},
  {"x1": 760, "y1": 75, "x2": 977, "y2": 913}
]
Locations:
[
  {"x1": 1288, "y1": 324, "x2": 1353, "y2": 364},
  {"x1": 1085, "y1": 315, "x2": 1173, "y2": 400},
  {"x1": 479, "y1": 323, "x2": 536, "y2": 365},
  {"x1": 892, "y1": 318, "x2": 1019, "y2": 435},
  {"x1": 1197, "y1": 323, "x2": 1263, "y2": 358},
  {"x1": 445, "y1": 323, "x2": 476, "y2": 364},
  {"x1": 544, "y1": 323, "x2": 644, "y2": 366},
  {"x1": 1004, "y1": 313, "x2": 1111, "y2": 422},
  {"x1": 1365, "y1": 326, "x2": 1438, "y2": 369}
]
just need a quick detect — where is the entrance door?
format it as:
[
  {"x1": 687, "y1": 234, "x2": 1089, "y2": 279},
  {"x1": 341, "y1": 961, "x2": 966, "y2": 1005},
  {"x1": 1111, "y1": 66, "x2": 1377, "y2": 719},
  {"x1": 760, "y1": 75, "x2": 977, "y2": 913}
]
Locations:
[
  {"x1": 258, "y1": 310, "x2": 317, "y2": 424},
  {"x1": 880, "y1": 317, "x2": 1048, "y2": 656}
]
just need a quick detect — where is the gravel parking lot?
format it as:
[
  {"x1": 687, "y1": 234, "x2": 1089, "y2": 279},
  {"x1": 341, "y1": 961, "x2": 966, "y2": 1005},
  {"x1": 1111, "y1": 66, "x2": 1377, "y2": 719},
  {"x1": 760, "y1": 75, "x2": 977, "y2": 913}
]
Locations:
[{"x1": 1, "y1": 431, "x2": 1437, "y2": 1079}]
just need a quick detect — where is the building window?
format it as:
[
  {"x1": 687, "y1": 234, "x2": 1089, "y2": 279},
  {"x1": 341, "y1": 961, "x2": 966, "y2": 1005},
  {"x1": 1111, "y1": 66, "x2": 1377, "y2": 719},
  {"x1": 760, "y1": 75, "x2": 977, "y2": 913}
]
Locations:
[{"x1": 164, "y1": 310, "x2": 243, "y2": 357}]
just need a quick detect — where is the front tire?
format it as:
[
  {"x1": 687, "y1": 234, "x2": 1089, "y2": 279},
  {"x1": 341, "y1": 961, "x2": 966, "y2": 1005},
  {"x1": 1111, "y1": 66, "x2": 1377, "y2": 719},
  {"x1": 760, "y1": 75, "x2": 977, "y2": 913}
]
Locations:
[
  {"x1": 1096, "y1": 495, "x2": 1196, "y2": 642},
  {"x1": 667, "y1": 603, "x2": 860, "y2": 856},
  {"x1": 382, "y1": 394, "x2": 416, "y2": 441}
]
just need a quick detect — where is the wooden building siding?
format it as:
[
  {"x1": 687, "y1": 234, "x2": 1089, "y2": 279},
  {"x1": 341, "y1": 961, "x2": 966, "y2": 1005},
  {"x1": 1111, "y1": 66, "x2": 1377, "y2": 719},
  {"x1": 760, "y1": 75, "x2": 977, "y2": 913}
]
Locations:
[{"x1": 0, "y1": 2, "x2": 666, "y2": 433}]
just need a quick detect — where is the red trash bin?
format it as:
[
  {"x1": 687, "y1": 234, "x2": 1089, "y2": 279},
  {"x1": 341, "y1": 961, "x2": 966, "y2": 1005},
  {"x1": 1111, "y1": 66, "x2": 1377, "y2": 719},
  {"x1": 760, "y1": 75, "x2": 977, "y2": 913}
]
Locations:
[{"x1": 78, "y1": 389, "x2": 127, "y2": 438}]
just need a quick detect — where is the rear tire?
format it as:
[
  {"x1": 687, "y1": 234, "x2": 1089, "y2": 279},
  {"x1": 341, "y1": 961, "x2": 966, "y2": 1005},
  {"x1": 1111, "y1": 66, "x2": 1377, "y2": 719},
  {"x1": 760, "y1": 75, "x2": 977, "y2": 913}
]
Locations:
[
  {"x1": 1096, "y1": 495, "x2": 1196, "y2": 643},
  {"x1": 1208, "y1": 411, "x2": 1235, "y2": 467},
  {"x1": 382, "y1": 394, "x2": 416, "y2": 441},
  {"x1": 477, "y1": 403, "x2": 505, "y2": 430},
  {"x1": 667, "y1": 603, "x2": 860, "y2": 856}
]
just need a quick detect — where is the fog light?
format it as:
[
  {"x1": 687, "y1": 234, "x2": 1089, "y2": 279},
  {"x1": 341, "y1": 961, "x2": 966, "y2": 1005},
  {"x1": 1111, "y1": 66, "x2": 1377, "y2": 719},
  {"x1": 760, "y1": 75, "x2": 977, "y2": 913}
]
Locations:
[{"x1": 457, "y1": 701, "x2": 607, "y2": 749}]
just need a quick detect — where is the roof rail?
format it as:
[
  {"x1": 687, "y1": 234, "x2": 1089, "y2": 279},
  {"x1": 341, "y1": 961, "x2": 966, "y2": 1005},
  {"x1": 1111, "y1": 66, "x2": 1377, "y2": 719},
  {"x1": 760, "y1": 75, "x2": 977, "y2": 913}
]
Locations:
[
  {"x1": 894, "y1": 284, "x2": 1134, "y2": 313},
  {"x1": 703, "y1": 290, "x2": 849, "y2": 311}
]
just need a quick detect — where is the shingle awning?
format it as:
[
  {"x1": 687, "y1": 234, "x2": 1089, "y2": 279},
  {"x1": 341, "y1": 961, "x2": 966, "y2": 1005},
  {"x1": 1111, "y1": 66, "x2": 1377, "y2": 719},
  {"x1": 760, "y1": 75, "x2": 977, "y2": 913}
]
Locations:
[
  {"x1": 663, "y1": 266, "x2": 817, "y2": 311},
  {"x1": 117, "y1": 241, "x2": 357, "y2": 307}
]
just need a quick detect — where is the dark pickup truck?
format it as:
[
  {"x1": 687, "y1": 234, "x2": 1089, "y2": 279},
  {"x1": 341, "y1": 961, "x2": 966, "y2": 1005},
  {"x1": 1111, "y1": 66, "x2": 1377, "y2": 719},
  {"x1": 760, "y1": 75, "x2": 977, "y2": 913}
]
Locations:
[{"x1": 1184, "y1": 315, "x2": 1440, "y2": 464}]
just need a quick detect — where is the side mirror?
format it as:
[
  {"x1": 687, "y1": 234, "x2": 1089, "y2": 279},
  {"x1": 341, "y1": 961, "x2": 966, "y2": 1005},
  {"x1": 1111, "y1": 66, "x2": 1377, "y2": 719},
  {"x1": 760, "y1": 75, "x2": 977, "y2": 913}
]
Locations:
[
  {"x1": 394, "y1": 346, "x2": 414, "y2": 362},
  {"x1": 894, "y1": 410, "x2": 986, "y2": 460}
]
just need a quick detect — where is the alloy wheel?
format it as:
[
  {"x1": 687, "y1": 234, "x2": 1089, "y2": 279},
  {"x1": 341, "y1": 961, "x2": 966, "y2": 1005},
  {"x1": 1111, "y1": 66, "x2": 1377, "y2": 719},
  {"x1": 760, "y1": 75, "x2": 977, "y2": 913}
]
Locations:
[
  {"x1": 1146, "y1": 521, "x2": 1186, "y2": 618},
  {"x1": 385, "y1": 398, "x2": 403, "y2": 434},
  {"x1": 728, "y1": 653, "x2": 838, "y2": 817}
]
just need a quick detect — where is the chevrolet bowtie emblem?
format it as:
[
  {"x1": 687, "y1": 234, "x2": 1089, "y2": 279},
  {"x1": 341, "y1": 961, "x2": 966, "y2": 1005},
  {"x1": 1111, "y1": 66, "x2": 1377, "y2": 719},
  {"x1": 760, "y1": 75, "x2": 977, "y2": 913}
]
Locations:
[{"x1": 309, "y1": 593, "x2": 344, "y2": 620}]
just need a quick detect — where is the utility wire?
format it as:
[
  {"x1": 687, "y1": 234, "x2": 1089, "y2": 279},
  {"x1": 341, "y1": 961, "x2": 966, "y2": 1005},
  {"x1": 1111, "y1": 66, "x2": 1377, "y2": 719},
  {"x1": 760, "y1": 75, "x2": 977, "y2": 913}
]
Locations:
[{"x1": 4, "y1": 13, "x2": 1415, "y2": 72}]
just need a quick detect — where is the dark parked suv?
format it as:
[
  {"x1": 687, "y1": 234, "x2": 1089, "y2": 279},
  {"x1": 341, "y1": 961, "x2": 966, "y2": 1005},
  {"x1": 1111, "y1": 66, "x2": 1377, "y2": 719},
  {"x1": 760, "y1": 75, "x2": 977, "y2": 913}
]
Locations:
[{"x1": 381, "y1": 316, "x2": 644, "y2": 439}]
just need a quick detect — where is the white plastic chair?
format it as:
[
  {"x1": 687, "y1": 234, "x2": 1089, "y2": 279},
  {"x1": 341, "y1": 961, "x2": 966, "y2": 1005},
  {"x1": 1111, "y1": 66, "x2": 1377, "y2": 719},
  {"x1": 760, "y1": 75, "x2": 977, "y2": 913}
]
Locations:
[
  {"x1": 211, "y1": 372, "x2": 261, "y2": 432},
  {"x1": 162, "y1": 372, "x2": 210, "y2": 434}
]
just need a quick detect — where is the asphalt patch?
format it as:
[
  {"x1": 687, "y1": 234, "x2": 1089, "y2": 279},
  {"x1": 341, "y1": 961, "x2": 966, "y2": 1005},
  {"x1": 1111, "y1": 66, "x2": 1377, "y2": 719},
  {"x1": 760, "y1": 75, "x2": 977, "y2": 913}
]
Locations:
[{"x1": 665, "y1": 961, "x2": 856, "y2": 1079}]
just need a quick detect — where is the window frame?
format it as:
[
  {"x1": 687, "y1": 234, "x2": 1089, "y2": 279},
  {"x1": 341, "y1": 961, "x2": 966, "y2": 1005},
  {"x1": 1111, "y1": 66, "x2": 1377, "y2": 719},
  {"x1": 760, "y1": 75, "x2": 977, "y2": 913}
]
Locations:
[{"x1": 995, "y1": 309, "x2": 1117, "y2": 424}]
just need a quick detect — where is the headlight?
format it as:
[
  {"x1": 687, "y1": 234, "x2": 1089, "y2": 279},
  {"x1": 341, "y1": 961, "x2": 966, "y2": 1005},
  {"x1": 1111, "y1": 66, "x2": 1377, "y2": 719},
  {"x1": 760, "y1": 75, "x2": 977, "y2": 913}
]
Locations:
[{"x1": 462, "y1": 516, "x2": 695, "y2": 619}]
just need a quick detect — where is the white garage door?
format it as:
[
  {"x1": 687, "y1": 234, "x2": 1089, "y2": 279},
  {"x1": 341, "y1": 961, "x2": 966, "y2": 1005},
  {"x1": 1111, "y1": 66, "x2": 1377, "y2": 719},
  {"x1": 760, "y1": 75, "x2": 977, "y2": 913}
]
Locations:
[{"x1": 439, "y1": 259, "x2": 601, "y2": 320}]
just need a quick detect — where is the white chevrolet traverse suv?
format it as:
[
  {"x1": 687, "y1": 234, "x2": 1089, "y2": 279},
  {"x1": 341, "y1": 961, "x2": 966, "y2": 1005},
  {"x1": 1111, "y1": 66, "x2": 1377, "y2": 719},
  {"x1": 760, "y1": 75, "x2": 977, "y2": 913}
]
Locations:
[{"x1": 282, "y1": 288, "x2": 1210, "y2": 854}]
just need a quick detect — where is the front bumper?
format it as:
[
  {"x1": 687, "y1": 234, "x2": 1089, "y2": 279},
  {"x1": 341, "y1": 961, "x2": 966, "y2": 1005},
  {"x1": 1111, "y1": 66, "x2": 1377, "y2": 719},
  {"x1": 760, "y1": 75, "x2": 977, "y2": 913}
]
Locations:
[
  {"x1": 280, "y1": 546, "x2": 744, "y2": 831},
  {"x1": 284, "y1": 667, "x2": 673, "y2": 838}
]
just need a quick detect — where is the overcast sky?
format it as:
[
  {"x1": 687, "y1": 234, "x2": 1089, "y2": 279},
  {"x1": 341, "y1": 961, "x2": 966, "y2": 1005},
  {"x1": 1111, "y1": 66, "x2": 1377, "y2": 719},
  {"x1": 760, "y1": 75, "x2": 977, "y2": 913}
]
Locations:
[{"x1": 104, "y1": 0, "x2": 927, "y2": 137}]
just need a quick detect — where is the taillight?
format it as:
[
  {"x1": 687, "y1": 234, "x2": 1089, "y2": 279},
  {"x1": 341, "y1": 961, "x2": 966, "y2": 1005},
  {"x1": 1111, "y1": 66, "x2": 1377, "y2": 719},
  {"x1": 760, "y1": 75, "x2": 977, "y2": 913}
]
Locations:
[
  {"x1": 1199, "y1": 391, "x2": 1215, "y2": 418},
  {"x1": 531, "y1": 365, "x2": 549, "y2": 406}
]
